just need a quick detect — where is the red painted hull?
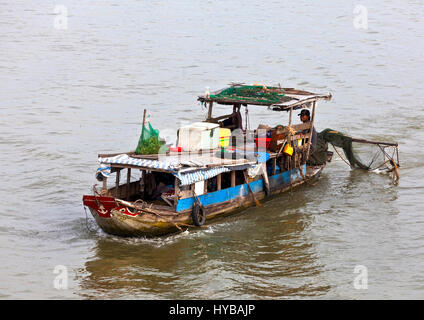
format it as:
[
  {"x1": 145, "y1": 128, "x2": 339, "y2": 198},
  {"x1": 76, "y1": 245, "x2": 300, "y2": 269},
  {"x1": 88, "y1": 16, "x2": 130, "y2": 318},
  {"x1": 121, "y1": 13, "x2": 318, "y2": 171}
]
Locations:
[
  {"x1": 83, "y1": 195, "x2": 152, "y2": 236},
  {"x1": 82, "y1": 195, "x2": 117, "y2": 218}
]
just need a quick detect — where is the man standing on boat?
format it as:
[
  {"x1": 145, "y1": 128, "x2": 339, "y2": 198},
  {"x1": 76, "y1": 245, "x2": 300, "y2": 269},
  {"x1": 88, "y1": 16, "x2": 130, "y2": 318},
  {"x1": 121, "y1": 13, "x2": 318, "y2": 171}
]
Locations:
[{"x1": 299, "y1": 109, "x2": 317, "y2": 151}]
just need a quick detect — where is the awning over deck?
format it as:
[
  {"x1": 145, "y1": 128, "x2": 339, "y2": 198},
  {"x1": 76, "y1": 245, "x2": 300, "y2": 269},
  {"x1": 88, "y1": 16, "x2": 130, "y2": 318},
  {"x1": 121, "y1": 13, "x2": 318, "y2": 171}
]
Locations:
[
  {"x1": 198, "y1": 84, "x2": 331, "y2": 111},
  {"x1": 96, "y1": 152, "x2": 265, "y2": 186}
]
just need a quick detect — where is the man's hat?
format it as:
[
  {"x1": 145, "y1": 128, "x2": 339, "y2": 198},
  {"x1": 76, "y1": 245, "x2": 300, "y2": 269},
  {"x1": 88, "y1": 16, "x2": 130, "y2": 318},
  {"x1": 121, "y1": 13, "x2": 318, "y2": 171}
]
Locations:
[{"x1": 298, "y1": 109, "x2": 310, "y2": 117}]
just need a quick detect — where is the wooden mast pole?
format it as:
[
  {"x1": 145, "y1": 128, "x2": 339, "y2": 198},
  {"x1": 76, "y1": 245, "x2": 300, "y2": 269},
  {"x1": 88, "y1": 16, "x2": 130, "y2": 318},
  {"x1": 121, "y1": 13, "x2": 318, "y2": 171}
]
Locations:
[
  {"x1": 115, "y1": 168, "x2": 120, "y2": 197},
  {"x1": 126, "y1": 168, "x2": 131, "y2": 200},
  {"x1": 142, "y1": 109, "x2": 147, "y2": 133},
  {"x1": 136, "y1": 109, "x2": 147, "y2": 155},
  {"x1": 207, "y1": 101, "x2": 213, "y2": 120}
]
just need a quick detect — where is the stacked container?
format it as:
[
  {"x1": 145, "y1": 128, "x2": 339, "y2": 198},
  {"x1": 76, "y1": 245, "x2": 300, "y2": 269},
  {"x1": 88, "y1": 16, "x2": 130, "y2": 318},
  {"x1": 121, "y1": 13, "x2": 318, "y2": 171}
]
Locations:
[{"x1": 177, "y1": 122, "x2": 221, "y2": 151}]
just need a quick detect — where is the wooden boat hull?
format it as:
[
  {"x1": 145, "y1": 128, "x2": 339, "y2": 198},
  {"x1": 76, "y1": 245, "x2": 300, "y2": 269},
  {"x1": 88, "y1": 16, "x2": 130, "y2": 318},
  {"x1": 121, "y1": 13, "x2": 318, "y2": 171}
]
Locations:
[{"x1": 82, "y1": 164, "x2": 326, "y2": 237}]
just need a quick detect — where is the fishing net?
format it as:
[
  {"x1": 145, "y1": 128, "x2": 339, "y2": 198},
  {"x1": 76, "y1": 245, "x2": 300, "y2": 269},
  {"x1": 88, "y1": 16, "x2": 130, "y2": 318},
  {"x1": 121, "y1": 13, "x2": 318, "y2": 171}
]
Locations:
[
  {"x1": 210, "y1": 85, "x2": 286, "y2": 104},
  {"x1": 307, "y1": 132, "x2": 329, "y2": 166},
  {"x1": 308, "y1": 129, "x2": 399, "y2": 179},
  {"x1": 135, "y1": 122, "x2": 163, "y2": 155},
  {"x1": 317, "y1": 129, "x2": 370, "y2": 170}
]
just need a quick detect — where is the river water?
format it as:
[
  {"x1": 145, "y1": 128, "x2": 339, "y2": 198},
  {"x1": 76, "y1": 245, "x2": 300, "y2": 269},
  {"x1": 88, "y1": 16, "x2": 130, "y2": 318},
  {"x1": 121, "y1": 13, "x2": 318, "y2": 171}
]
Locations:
[{"x1": 1, "y1": 0, "x2": 423, "y2": 299}]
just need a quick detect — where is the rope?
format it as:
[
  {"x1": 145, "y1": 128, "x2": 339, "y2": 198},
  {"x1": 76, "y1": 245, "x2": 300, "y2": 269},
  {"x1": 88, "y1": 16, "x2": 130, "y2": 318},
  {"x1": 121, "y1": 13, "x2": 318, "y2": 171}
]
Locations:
[
  {"x1": 286, "y1": 126, "x2": 296, "y2": 136},
  {"x1": 389, "y1": 159, "x2": 400, "y2": 184},
  {"x1": 331, "y1": 143, "x2": 352, "y2": 168},
  {"x1": 83, "y1": 206, "x2": 99, "y2": 233}
]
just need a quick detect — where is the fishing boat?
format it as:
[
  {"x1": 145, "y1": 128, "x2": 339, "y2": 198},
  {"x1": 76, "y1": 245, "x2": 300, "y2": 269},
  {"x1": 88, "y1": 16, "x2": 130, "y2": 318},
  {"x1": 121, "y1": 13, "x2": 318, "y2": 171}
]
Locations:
[{"x1": 82, "y1": 83, "x2": 399, "y2": 237}]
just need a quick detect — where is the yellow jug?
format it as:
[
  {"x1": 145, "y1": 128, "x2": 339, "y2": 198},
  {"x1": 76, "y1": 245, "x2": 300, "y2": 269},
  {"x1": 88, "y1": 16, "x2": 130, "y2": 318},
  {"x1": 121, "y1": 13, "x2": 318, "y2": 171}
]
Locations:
[{"x1": 283, "y1": 143, "x2": 293, "y2": 156}]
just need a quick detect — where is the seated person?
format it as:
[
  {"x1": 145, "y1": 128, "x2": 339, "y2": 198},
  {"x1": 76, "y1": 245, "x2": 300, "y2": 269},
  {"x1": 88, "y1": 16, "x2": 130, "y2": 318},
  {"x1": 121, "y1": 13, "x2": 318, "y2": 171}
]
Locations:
[
  {"x1": 298, "y1": 109, "x2": 317, "y2": 151},
  {"x1": 221, "y1": 104, "x2": 242, "y2": 131}
]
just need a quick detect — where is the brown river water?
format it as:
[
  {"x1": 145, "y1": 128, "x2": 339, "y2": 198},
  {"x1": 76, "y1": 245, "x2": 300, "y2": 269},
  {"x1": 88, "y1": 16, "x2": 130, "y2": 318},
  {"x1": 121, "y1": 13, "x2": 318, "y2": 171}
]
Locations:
[{"x1": 0, "y1": 1, "x2": 423, "y2": 299}]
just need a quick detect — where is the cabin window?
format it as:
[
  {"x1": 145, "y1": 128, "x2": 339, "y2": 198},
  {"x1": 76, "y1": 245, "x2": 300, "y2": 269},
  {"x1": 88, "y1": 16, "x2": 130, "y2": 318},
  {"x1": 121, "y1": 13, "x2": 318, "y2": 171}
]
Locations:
[
  {"x1": 221, "y1": 172, "x2": 232, "y2": 189},
  {"x1": 235, "y1": 170, "x2": 244, "y2": 186},
  {"x1": 207, "y1": 176, "x2": 218, "y2": 192},
  {"x1": 105, "y1": 167, "x2": 146, "y2": 200},
  {"x1": 143, "y1": 171, "x2": 175, "y2": 201},
  {"x1": 217, "y1": 170, "x2": 245, "y2": 190}
]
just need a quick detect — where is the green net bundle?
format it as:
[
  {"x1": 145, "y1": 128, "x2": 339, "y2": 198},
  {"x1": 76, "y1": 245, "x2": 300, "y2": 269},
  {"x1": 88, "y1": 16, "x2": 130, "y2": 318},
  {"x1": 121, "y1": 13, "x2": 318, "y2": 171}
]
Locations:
[
  {"x1": 135, "y1": 122, "x2": 163, "y2": 155},
  {"x1": 308, "y1": 129, "x2": 384, "y2": 170},
  {"x1": 210, "y1": 85, "x2": 286, "y2": 104}
]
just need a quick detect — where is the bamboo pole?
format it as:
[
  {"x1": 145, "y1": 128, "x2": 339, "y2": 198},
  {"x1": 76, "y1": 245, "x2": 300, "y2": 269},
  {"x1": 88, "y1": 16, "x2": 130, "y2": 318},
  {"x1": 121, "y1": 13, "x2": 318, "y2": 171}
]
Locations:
[
  {"x1": 272, "y1": 158, "x2": 276, "y2": 175},
  {"x1": 102, "y1": 177, "x2": 107, "y2": 193},
  {"x1": 126, "y1": 168, "x2": 131, "y2": 200},
  {"x1": 350, "y1": 138, "x2": 398, "y2": 147},
  {"x1": 207, "y1": 101, "x2": 213, "y2": 120},
  {"x1": 231, "y1": 171, "x2": 236, "y2": 187},
  {"x1": 243, "y1": 171, "x2": 262, "y2": 207},
  {"x1": 141, "y1": 170, "x2": 146, "y2": 194},
  {"x1": 142, "y1": 109, "x2": 146, "y2": 127},
  {"x1": 289, "y1": 106, "x2": 293, "y2": 126},
  {"x1": 288, "y1": 106, "x2": 293, "y2": 148},
  {"x1": 262, "y1": 163, "x2": 270, "y2": 195},
  {"x1": 287, "y1": 106, "x2": 294, "y2": 187},
  {"x1": 115, "y1": 169, "x2": 121, "y2": 197},
  {"x1": 174, "y1": 178, "x2": 180, "y2": 208},
  {"x1": 305, "y1": 101, "x2": 316, "y2": 161}
]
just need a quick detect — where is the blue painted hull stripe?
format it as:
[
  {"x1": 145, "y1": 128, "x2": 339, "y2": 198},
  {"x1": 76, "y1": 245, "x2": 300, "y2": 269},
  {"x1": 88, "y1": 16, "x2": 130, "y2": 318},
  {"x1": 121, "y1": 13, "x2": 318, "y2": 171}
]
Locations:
[{"x1": 176, "y1": 164, "x2": 306, "y2": 212}]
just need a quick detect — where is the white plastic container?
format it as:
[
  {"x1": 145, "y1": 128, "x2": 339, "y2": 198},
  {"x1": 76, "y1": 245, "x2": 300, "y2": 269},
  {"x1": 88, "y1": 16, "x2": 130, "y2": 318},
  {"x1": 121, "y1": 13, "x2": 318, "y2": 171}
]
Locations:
[{"x1": 177, "y1": 122, "x2": 220, "y2": 151}]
